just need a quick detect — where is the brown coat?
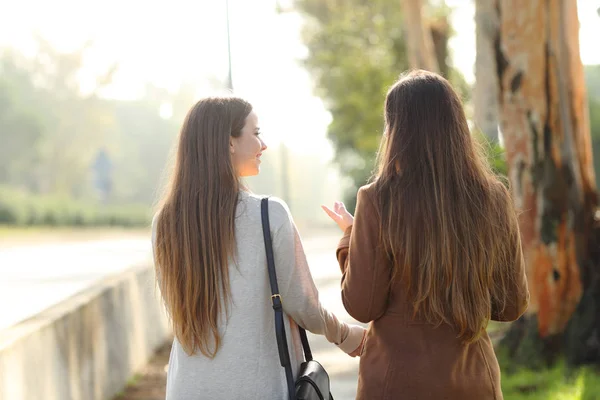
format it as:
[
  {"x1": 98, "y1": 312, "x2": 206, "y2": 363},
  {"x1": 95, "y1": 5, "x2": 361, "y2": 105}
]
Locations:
[{"x1": 336, "y1": 183, "x2": 529, "y2": 400}]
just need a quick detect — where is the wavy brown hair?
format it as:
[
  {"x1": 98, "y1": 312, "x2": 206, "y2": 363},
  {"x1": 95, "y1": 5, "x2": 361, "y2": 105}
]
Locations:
[
  {"x1": 375, "y1": 70, "x2": 521, "y2": 342},
  {"x1": 154, "y1": 96, "x2": 252, "y2": 357}
]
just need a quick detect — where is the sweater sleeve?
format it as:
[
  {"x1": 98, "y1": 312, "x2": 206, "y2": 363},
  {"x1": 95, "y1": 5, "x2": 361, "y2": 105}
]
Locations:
[{"x1": 269, "y1": 199, "x2": 365, "y2": 355}]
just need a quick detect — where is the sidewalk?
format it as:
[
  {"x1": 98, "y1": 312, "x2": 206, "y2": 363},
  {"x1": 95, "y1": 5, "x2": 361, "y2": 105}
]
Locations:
[
  {"x1": 114, "y1": 230, "x2": 364, "y2": 400},
  {"x1": 113, "y1": 340, "x2": 171, "y2": 400}
]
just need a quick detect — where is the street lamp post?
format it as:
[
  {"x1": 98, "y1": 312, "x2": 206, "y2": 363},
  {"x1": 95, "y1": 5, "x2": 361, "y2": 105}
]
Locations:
[
  {"x1": 274, "y1": 0, "x2": 293, "y2": 209},
  {"x1": 225, "y1": 0, "x2": 233, "y2": 90}
]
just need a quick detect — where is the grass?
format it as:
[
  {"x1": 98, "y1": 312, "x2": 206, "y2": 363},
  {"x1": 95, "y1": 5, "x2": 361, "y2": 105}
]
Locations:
[
  {"x1": 487, "y1": 321, "x2": 508, "y2": 332},
  {"x1": 111, "y1": 374, "x2": 141, "y2": 400},
  {"x1": 485, "y1": 322, "x2": 600, "y2": 399},
  {"x1": 501, "y1": 362, "x2": 600, "y2": 400},
  {"x1": 487, "y1": 321, "x2": 513, "y2": 349}
]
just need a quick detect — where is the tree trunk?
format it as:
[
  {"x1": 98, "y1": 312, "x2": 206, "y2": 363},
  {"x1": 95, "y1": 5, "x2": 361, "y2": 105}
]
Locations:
[
  {"x1": 474, "y1": 0, "x2": 500, "y2": 143},
  {"x1": 494, "y1": 0, "x2": 600, "y2": 367},
  {"x1": 430, "y1": 15, "x2": 450, "y2": 78},
  {"x1": 401, "y1": 0, "x2": 439, "y2": 73}
]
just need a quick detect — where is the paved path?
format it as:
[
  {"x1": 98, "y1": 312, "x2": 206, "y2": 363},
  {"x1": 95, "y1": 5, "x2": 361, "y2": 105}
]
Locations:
[{"x1": 0, "y1": 237, "x2": 152, "y2": 331}]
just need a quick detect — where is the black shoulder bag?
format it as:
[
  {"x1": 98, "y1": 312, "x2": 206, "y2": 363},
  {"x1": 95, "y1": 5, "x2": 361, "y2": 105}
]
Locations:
[{"x1": 260, "y1": 198, "x2": 334, "y2": 400}]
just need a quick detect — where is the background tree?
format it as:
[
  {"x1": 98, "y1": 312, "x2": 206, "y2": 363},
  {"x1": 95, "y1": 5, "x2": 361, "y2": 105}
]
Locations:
[
  {"x1": 491, "y1": 0, "x2": 600, "y2": 367},
  {"x1": 474, "y1": 0, "x2": 500, "y2": 143},
  {"x1": 401, "y1": 0, "x2": 439, "y2": 73},
  {"x1": 295, "y1": 0, "x2": 466, "y2": 210},
  {"x1": 0, "y1": 41, "x2": 181, "y2": 226},
  {"x1": 295, "y1": 0, "x2": 409, "y2": 210},
  {"x1": 0, "y1": 36, "x2": 345, "y2": 227}
]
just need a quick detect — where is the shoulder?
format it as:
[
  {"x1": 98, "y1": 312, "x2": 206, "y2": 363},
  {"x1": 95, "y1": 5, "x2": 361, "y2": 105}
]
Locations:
[
  {"x1": 264, "y1": 196, "x2": 293, "y2": 229},
  {"x1": 356, "y1": 182, "x2": 379, "y2": 213},
  {"x1": 241, "y1": 191, "x2": 293, "y2": 231},
  {"x1": 358, "y1": 182, "x2": 377, "y2": 200}
]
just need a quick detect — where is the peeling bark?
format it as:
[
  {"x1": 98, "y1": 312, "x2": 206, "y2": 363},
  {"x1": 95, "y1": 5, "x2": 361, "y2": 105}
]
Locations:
[{"x1": 494, "y1": 0, "x2": 600, "y2": 366}]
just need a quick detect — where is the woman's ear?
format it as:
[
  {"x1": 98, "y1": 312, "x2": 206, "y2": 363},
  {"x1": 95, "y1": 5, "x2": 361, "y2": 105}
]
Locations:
[{"x1": 230, "y1": 137, "x2": 235, "y2": 154}]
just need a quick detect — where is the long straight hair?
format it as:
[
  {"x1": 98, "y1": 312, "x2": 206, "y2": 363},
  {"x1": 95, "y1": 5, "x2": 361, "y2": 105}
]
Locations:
[
  {"x1": 154, "y1": 96, "x2": 252, "y2": 356},
  {"x1": 375, "y1": 70, "x2": 521, "y2": 342}
]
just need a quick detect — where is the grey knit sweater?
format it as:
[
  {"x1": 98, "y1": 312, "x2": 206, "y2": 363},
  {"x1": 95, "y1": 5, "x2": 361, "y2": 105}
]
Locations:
[{"x1": 152, "y1": 191, "x2": 364, "y2": 400}]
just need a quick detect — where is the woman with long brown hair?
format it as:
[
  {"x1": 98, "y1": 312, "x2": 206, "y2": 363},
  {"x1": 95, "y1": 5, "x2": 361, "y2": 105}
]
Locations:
[
  {"x1": 322, "y1": 70, "x2": 529, "y2": 399},
  {"x1": 152, "y1": 96, "x2": 365, "y2": 399}
]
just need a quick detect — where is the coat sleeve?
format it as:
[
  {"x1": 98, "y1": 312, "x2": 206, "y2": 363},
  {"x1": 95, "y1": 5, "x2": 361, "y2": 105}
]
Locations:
[
  {"x1": 336, "y1": 187, "x2": 391, "y2": 323},
  {"x1": 269, "y1": 198, "x2": 365, "y2": 354}
]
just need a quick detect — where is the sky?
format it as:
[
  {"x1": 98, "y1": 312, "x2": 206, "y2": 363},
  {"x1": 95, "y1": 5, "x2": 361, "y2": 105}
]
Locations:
[{"x1": 1, "y1": 0, "x2": 599, "y2": 159}]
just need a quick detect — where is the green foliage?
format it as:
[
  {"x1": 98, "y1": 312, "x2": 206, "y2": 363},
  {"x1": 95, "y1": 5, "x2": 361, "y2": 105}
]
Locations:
[
  {"x1": 0, "y1": 186, "x2": 150, "y2": 227},
  {"x1": 296, "y1": 0, "x2": 470, "y2": 206},
  {"x1": 473, "y1": 130, "x2": 508, "y2": 179},
  {"x1": 589, "y1": 97, "x2": 600, "y2": 190},
  {"x1": 490, "y1": 320, "x2": 600, "y2": 400},
  {"x1": 0, "y1": 40, "x2": 187, "y2": 218},
  {"x1": 584, "y1": 65, "x2": 600, "y2": 100},
  {"x1": 496, "y1": 348, "x2": 600, "y2": 400},
  {"x1": 585, "y1": 65, "x2": 600, "y2": 189},
  {"x1": 296, "y1": 0, "x2": 409, "y2": 205}
]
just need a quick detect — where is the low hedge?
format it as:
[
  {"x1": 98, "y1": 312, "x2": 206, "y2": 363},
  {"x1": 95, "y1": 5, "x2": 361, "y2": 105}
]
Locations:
[{"x1": 0, "y1": 187, "x2": 151, "y2": 227}]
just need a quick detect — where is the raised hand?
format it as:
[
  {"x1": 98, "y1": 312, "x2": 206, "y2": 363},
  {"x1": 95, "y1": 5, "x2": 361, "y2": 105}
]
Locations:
[{"x1": 321, "y1": 201, "x2": 354, "y2": 232}]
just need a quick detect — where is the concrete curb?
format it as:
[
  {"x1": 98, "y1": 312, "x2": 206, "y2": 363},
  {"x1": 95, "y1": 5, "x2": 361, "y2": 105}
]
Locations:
[{"x1": 0, "y1": 263, "x2": 170, "y2": 400}]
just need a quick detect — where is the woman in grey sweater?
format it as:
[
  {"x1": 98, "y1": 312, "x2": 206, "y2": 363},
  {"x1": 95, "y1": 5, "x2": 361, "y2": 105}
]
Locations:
[{"x1": 152, "y1": 96, "x2": 365, "y2": 399}]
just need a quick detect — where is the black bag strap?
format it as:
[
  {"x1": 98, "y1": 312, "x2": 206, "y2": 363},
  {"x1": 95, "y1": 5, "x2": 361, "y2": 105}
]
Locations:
[
  {"x1": 299, "y1": 327, "x2": 313, "y2": 361},
  {"x1": 261, "y1": 198, "x2": 314, "y2": 399},
  {"x1": 261, "y1": 198, "x2": 296, "y2": 400}
]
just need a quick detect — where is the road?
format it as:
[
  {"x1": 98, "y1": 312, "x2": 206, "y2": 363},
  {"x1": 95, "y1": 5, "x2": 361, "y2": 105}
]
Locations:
[{"x1": 0, "y1": 237, "x2": 153, "y2": 332}]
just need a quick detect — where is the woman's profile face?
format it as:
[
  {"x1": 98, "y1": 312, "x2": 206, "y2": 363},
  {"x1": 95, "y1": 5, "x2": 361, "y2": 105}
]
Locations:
[{"x1": 230, "y1": 111, "x2": 267, "y2": 177}]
